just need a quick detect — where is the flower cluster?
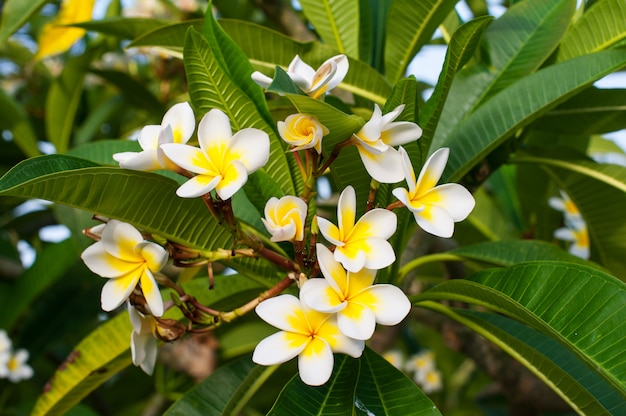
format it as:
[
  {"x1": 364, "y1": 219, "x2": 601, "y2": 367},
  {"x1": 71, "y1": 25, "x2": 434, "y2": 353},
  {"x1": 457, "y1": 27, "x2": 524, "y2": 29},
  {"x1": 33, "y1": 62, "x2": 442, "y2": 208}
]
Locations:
[
  {"x1": 0, "y1": 330, "x2": 33, "y2": 383},
  {"x1": 383, "y1": 349, "x2": 443, "y2": 394},
  {"x1": 549, "y1": 190, "x2": 590, "y2": 259}
]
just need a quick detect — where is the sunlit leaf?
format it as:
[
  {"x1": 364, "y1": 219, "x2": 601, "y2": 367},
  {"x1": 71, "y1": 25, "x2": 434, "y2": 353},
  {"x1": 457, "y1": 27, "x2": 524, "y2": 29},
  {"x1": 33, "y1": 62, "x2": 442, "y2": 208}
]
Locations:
[
  {"x1": 0, "y1": 0, "x2": 48, "y2": 44},
  {"x1": 299, "y1": 0, "x2": 360, "y2": 58}
]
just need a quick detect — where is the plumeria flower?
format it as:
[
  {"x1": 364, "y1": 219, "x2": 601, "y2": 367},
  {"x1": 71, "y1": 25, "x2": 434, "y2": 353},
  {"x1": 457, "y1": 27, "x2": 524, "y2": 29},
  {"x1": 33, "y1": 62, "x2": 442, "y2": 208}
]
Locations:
[
  {"x1": 416, "y1": 368, "x2": 443, "y2": 394},
  {"x1": 548, "y1": 190, "x2": 584, "y2": 228},
  {"x1": 81, "y1": 220, "x2": 168, "y2": 317},
  {"x1": 261, "y1": 196, "x2": 308, "y2": 242},
  {"x1": 278, "y1": 113, "x2": 329, "y2": 153},
  {"x1": 317, "y1": 186, "x2": 397, "y2": 273},
  {"x1": 1, "y1": 349, "x2": 33, "y2": 383},
  {"x1": 554, "y1": 222, "x2": 590, "y2": 259},
  {"x1": 252, "y1": 294, "x2": 364, "y2": 386},
  {"x1": 404, "y1": 350, "x2": 435, "y2": 377},
  {"x1": 128, "y1": 302, "x2": 158, "y2": 375},
  {"x1": 300, "y1": 244, "x2": 411, "y2": 340},
  {"x1": 113, "y1": 102, "x2": 195, "y2": 171},
  {"x1": 392, "y1": 147, "x2": 475, "y2": 238},
  {"x1": 161, "y1": 108, "x2": 270, "y2": 200},
  {"x1": 252, "y1": 54, "x2": 349, "y2": 99},
  {"x1": 382, "y1": 349, "x2": 405, "y2": 370},
  {"x1": 351, "y1": 104, "x2": 422, "y2": 183}
]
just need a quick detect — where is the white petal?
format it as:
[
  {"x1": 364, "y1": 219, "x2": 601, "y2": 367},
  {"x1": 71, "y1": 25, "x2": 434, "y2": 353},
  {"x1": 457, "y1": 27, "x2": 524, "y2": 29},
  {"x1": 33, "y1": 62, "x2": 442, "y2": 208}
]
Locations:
[
  {"x1": 161, "y1": 102, "x2": 195, "y2": 144},
  {"x1": 364, "y1": 285, "x2": 411, "y2": 325},
  {"x1": 263, "y1": 218, "x2": 296, "y2": 242},
  {"x1": 338, "y1": 305, "x2": 377, "y2": 340},
  {"x1": 137, "y1": 125, "x2": 162, "y2": 150},
  {"x1": 297, "y1": 338, "x2": 334, "y2": 386},
  {"x1": 81, "y1": 243, "x2": 129, "y2": 278},
  {"x1": 383, "y1": 121, "x2": 423, "y2": 146},
  {"x1": 251, "y1": 71, "x2": 273, "y2": 89},
  {"x1": 215, "y1": 160, "x2": 248, "y2": 200},
  {"x1": 324, "y1": 54, "x2": 349, "y2": 91},
  {"x1": 316, "y1": 243, "x2": 347, "y2": 295},
  {"x1": 300, "y1": 278, "x2": 346, "y2": 313},
  {"x1": 176, "y1": 175, "x2": 221, "y2": 198},
  {"x1": 140, "y1": 336, "x2": 158, "y2": 375},
  {"x1": 392, "y1": 187, "x2": 414, "y2": 210},
  {"x1": 116, "y1": 150, "x2": 162, "y2": 171},
  {"x1": 160, "y1": 143, "x2": 209, "y2": 175},
  {"x1": 414, "y1": 204, "x2": 455, "y2": 238},
  {"x1": 252, "y1": 331, "x2": 307, "y2": 365},
  {"x1": 330, "y1": 333, "x2": 364, "y2": 358},
  {"x1": 398, "y1": 146, "x2": 417, "y2": 193},
  {"x1": 101, "y1": 220, "x2": 143, "y2": 261},
  {"x1": 140, "y1": 269, "x2": 164, "y2": 317},
  {"x1": 554, "y1": 227, "x2": 576, "y2": 241},
  {"x1": 417, "y1": 148, "x2": 449, "y2": 193},
  {"x1": 569, "y1": 243, "x2": 590, "y2": 259},
  {"x1": 229, "y1": 128, "x2": 270, "y2": 173},
  {"x1": 357, "y1": 146, "x2": 405, "y2": 184},
  {"x1": 288, "y1": 55, "x2": 316, "y2": 88},
  {"x1": 317, "y1": 217, "x2": 344, "y2": 247},
  {"x1": 337, "y1": 186, "x2": 357, "y2": 236},
  {"x1": 427, "y1": 183, "x2": 475, "y2": 221},
  {"x1": 356, "y1": 104, "x2": 383, "y2": 143},
  {"x1": 361, "y1": 238, "x2": 396, "y2": 270},
  {"x1": 101, "y1": 275, "x2": 137, "y2": 311},
  {"x1": 198, "y1": 109, "x2": 233, "y2": 151},
  {"x1": 128, "y1": 302, "x2": 144, "y2": 333},
  {"x1": 381, "y1": 104, "x2": 404, "y2": 125},
  {"x1": 255, "y1": 294, "x2": 306, "y2": 333},
  {"x1": 334, "y1": 247, "x2": 366, "y2": 273},
  {"x1": 136, "y1": 241, "x2": 168, "y2": 272},
  {"x1": 356, "y1": 208, "x2": 398, "y2": 240}
]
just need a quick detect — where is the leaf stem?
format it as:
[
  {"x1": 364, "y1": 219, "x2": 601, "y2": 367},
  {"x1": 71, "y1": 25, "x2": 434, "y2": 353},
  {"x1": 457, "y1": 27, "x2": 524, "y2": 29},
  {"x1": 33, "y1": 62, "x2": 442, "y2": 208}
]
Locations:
[{"x1": 396, "y1": 253, "x2": 464, "y2": 284}]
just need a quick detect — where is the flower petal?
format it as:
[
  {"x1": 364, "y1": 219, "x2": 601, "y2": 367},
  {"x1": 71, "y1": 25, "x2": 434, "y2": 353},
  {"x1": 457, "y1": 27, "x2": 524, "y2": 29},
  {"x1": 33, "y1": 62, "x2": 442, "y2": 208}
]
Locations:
[
  {"x1": 337, "y1": 186, "x2": 356, "y2": 238},
  {"x1": 101, "y1": 273, "x2": 138, "y2": 312},
  {"x1": 413, "y1": 204, "x2": 455, "y2": 238},
  {"x1": 252, "y1": 331, "x2": 307, "y2": 365},
  {"x1": 81, "y1": 242, "x2": 134, "y2": 278},
  {"x1": 316, "y1": 243, "x2": 348, "y2": 295},
  {"x1": 297, "y1": 337, "x2": 334, "y2": 386},
  {"x1": 416, "y1": 148, "x2": 448, "y2": 195},
  {"x1": 324, "y1": 54, "x2": 348, "y2": 91},
  {"x1": 198, "y1": 108, "x2": 233, "y2": 151},
  {"x1": 356, "y1": 104, "x2": 383, "y2": 143},
  {"x1": 251, "y1": 71, "x2": 273, "y2": 89},
  {"x1": 334, "y1": 245, "x2": 367, "y2": 273},
  {"x1": 215, "y1": 160, "x2": 248, "y2": 200},
  {"x1": 317, "y1": 217, "x2": 343, "y2": 247},
  {"x1": 161, "y1": 102, "x2": 195, "y2": 144},
  {"x1": 101, "y1": 220, "x2": 144, "y2": 261},
  {"x1": 288, "y1": 55, "x2": 316, "y2": 89},
  {"x1": 137, "y1": 241, "x2": 168, "y2": 272},
  {"x1": 398, "y1": 146, "x2": 417, "y2": 193},
  {"x1": 422, "y1": 183, "x2": 475, "y2": 221},
  {"x1": 140, "y1": 269, "x2": 164, "y2": 317},
  {"x1": 176, "y1": 174, "x2": 221, "y2": 198},
  {"x1": 300, "y1": 278, "x2": 346, "y2": 313},
  {"x1": 381, "y1": 121, "x2": 422, "y2": 147},
  {"x1": 360, "y1": 238, "x2": 396, "y2": 271},
  {"x1": 255, "y1": 294, "x2": 308, "y2": 334},
  {"x1": 229, "y1": 128, "x2": 270, "y2": 173},
  {"x1": 352, "y1": 208, "x2": 398, "y2": 240},
  {"x1": 357, "y1": 285, "x2": 411, "y2": 326},
  {"x1": 160, "y1": 143, "x2": 210, "y2": 175},
  {"x1": 357, "y1": 146, "x2": 405, "y2": 184},
  {"x1": 338, "y1": 303, "x2": 377, "y2": 340},
  {"x1": 138, "y1": 125, "x2": 162, "y2": 150}
]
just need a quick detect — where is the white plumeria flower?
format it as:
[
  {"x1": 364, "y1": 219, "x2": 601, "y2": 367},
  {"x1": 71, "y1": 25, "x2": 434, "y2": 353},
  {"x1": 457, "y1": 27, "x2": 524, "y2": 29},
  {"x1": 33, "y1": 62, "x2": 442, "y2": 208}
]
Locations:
[
  {"x1": 81, "y1": 220, "x2": 168, "y2": 317},
  {"x1": 352, "y1": 104, "x2": 422, "y2": 184},
  {"x1": 392, "y1": 147, "x2": 475, "y2": 238},
  {"x1": 128, "y1": 302, "x2": 158, "y2": 375},
  {"x1": 382, "y1": 349, "x2": 405, "y2": 370},
  {"x1": 113, "y1": 102, "x2": 195, "y2": 171},
  {"x1": 0, "y1": 330, "x2": 11, "y2": 355},
  {"x1": 317, "y1": 186, "x2": 397, "y2": 273},
  {"x1": 416, "y1": 367, "x2": 443, "y2": 394},
  {"x1": 252, "y1": 294, "x2": 364, "y2": 386},
  {"x1": 2, "y1": 349, "x2": 33, "y2": 383},
  {"x1": 278, "y1": 113, "x2": 329, "y2": 153},
  {"x1": 252, "y1": 54, "x2": 349, "y2": 99},
  {"x1": 554, "y1": 223, "x2": 590, "y2": 260},
  {"x1": 548, "y1": 190, "x2": 584, "y2": 228},
  {"x1": 261, "y1": 196, "x2": 308, "y2": 242},
  {"x1": 161, "y1": 108, "x2": 270, "y2": 200},
  {"x1": 300, "y1": 244, "x2": 411, "y2": 340},
  {"x1": 405, "y1": 350, "x2": 435, "y2": 377}
]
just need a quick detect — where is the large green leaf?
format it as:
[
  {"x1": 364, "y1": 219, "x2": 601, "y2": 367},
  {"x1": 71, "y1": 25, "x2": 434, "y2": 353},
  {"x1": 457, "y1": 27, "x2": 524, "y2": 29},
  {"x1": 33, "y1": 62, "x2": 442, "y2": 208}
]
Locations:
[
  {"x1": 0, "y1": 155, "x2": 232, "y2": 251},
  {"x1": 438, "y1": 49, "x2": 626, "y2": 182},
  {"x1": 0, "y1": 0, "x2": 47, "y2": 44},
  {"x1": 268, "y1": 348, "x2": 441, "y2": 415},
  {"x1": 183, "y1": 27, "x2": 294, "y2": 196},
  {"x1": 422, "y1": 304, "x2": 624, "y2": 415},
  {"x1": 164, "y1": 354, "x2": 276, "y2": 415},
  {"x1": 557, "y1": 0, "x2": 626, "y2": 61},
  {"x1": 127, "y1": 19, "x2": 204, "y2": 54},
  {"x1": 384, "y1": 0, "x2": 458, "y2": 83},
  {"x1": 299, "y1": 0, "x2": 360, "y2": 58},
  {"x1": 414, "y1": 261, "x2": 626, "y2": 397},
  {"x1": 434, "y1": 0, "x2": 576, "y2": 146}
]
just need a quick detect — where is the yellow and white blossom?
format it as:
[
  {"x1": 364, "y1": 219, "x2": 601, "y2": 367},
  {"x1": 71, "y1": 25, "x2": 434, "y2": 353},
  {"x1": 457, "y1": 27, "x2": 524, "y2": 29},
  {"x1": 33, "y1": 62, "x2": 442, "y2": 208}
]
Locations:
[
  {"x1": 161, "y1": 108, "x2": 270, "y2": 200},
  {"x1": 113, "y1": 102, "x2": 196, "y2": 171},
  {"x1": 262, "y1": 196, "x2": 308, "y2": 242},
  {"x1": 548, "y1": 190, "x2": 584, "y2": 228},
  {"x1": 352, "y1": 104, "x2": 423, "y2": 184},
  {"x1": 300, "y1": 244, "x2": 411, "y2": 340},
  {"x1": 404, "y1": 350, "x2": 435, "y2": 377},
  {"x1": 554, "y1": 222, "x2": 590, "y2": 260},
  {"x1": 317, "y1": 186, "x2": 397, "y2": 273},
  {"x1": 416, "y1": 368, "x2": 443, "y2": 394},
  {"x1": 252, "y1": 294, "x2": 364, "y2": 386},
  {"x1": 392, "y1": 147, "x2": 474, "y2": 238},
  {"x1": 1, "y1": 349, "x2": 33, "y2": 383},
  {"x1": 81, "y1": 220, "x2": 168, "y2": 317},
  {"x1": 278, "y1": 114, "x2": 329, "y2": 153},
  {"x1": 252, "y1": 54, "x2": 349, "y2": 99},
  {"x1": 383, "y1": 349, "x2": 405, "y2": 370},
  {"x1": 128, "y1": 302, "x2": 158, "y2": 375}
]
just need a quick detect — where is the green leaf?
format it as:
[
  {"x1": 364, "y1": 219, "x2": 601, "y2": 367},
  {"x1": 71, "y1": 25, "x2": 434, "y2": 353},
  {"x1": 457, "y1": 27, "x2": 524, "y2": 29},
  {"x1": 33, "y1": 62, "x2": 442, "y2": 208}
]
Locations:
[
  {"x1": 0, "y1": 155, "x2": 233, "y2": 251},
  {"x1": 70, "y1": 17, "x2": 170, "y2": 39},
  {"x1": 533, "y1": 87, "x2": 626, "y2": 135},
  {"x1": 0, "y1": 0, "x2": 47, "y2": 44},
  {"x1": 0, "y1": 239, "x2": 80, "y2": 330},
  {"x1": 66, "y1": 139, "x2": 140, "y2": 165},
  {"x1": 438, "y1": 49, "x2": 626, "y2": 182},
  {"x1": 164, "y1": 354, "x2": 276, "y2": 415},
  {"x1": 384, "y1": 0, "x2": 458, "y2": 83},
  {"x1": 268, "y1": 348, "x2": 441, "y2": 415},
  {"x1": 414, "y1": 261, "x2": 626, "y2": 397},
  {"x1": 0, "y1": 87, "x2": 40, "y2": 158},
  {"x1": 183, "y1": 27, "x2": 295, "y2": 196},
  {"x1": 46, "y1": 54, "x2": 89, "y2": 154},
  {"x1": 267, "y1": 66, "x2": 308, "y2": 96},
  {"x1": 423, "y1": 305, "x2": 624, "y2": 415},
  {"x1": 127, "y1": 19, "x2": 204, "y2": 54},
  {"x1": 31, "y1": 312, "x2": 133, "y2": 416},
  {"x1": 434, "y1": 0, "x2": 576, "y2": 145},
  {"x1": 420, "y1": 16, "x2": 493, "y2": 148},
  {"x1": 299, "y1": 0, "x2": 360, "y2": 58},
  {"x1": 557, "y1": 0, "x2": 626, "y2": 61}
]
